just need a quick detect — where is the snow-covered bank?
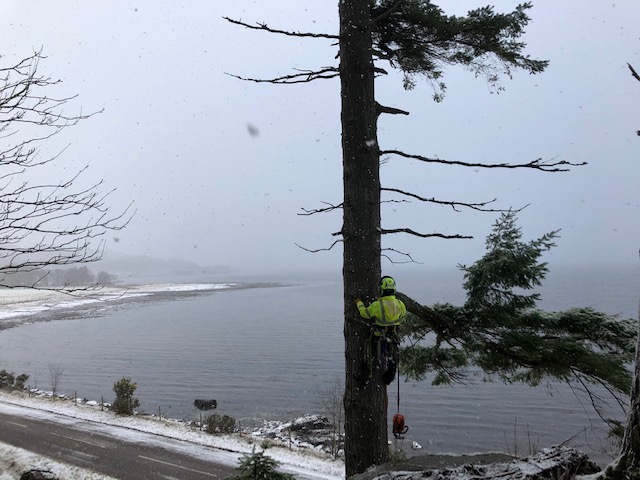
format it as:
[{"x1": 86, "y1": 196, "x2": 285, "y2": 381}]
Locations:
[
  {"x1": 0, "y1": 282, "x2": 247, "y2": 329},
  {"x1": 0, "y1": 389, "x2": 344, "y2": 479}
]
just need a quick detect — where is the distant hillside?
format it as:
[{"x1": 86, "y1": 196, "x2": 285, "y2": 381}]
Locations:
[{"x1": 95, "y1": 254, "x2": 230, "y2": 278}]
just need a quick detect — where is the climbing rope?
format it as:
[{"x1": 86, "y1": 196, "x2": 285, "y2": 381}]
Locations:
[{"x1": 392, "y1": 354, "x2": 409, "y2": 440}]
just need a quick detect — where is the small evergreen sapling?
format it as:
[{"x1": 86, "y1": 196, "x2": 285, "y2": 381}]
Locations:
[
  {"x1": 112, "y1": 377, "x2": 140, "y2": 415},
  {"x1": 229, "y1": 446, "x2": 295, "y2": 480}
]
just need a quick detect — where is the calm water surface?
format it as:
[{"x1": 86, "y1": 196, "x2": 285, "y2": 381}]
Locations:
[{"x1": 0, "y1": 264, "x2": 637, "y2": 466}]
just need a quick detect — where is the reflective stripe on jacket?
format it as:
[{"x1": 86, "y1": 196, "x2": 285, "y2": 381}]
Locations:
[{"x1": 357, "y1": 295, "x2": 406, "y2": 327}]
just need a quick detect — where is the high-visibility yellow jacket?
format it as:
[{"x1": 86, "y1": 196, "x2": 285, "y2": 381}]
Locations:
[{"x1": 357, "y1": 295, "x2": 406, "y2": 327}]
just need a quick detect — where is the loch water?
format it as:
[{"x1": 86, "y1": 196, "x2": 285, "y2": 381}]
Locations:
[{"x1": 0, "y1": 264, "x2": 638, "y2": 466}]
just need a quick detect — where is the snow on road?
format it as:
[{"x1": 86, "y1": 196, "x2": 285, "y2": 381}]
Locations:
[
  {"x1": 0, "y1": 390, "x2": 344, "y2": 480},
  {"x1": 0, "y1": 442, "x2": 117, "y2": 480}
]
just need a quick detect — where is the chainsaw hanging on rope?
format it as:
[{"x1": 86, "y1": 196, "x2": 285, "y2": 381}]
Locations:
[
  {"x1": 392, "y1": 353, "x2": 409, "y2": 439},
  {"x1": 392, "y1": 413, "x2": 409, "y2": 439}
]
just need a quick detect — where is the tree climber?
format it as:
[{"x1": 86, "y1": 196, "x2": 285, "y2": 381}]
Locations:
[{"x1": 355, "y1": 276, "x2": 407, "y2": 384}]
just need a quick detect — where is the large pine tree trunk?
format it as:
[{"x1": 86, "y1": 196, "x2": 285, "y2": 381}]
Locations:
[
  {"x1": 339, "y1": 0, "x2": 388, "y2": 476},
  {"x1": 603, "y1": 311, "x2": 640, "y2": 480}
]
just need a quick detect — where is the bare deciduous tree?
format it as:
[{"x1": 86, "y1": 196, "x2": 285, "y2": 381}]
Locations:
[
  {"x1": 317, "y1": 376, "x2": 345, "y2": 459},
  {"x1": 48, "y1": 363, "x2": 64, "y2": 397},
  {"x1": 0, "y1": 50, "x2": 132, "y2": 291}
]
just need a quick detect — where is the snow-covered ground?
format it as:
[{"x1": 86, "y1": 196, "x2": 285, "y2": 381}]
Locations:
[
  {"x1": 0, "y1": 389, "x2": 344, "y2": 479},
  {"x1": 0, "y1": 283, "x2": 237, "y2": 325}
]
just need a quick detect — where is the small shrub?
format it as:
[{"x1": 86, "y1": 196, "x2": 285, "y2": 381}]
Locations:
[
  {"x1": 15, "y1": 373, "x2": 29, "y2": 389},
  {"x1": 112, "y1": 377, "x2": 140, "y2": 415},
  {"x1": 0, "y1": 370, "x2": 28, "y2": 390},
  {"x1": 390, "y1": 447, "x2": 407, "y2": 462},
  {"x1": 0, "y1": 370, "x2": 15, "y2": 388},
  {"x1": 204, "y1": 413, "x2": 236, "y2": 434},
  {"x1": 229, "y1": 446, "x2": 295, "y2": 480},
  {"x1": 608, "y1": 419, "x2": 625, "y2": 440}
]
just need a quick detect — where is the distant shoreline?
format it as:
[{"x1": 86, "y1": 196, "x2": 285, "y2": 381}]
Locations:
[{"x1": 0, "y1": 282, "x2": 282, "y2": 331}]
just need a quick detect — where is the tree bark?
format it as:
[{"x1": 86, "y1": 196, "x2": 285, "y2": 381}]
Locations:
[
  {"x1": 339, "y1": 0, "x2": 388, "y2": 476},
  {"x1": 602, "y1": 310, "x2": 640, "y2": 480}
]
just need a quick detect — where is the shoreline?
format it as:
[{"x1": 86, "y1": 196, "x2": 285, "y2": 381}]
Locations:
[
  {"x1": 0, "y1": 282, "x2": 280, "y2": 331},
  {"x1": 0, "y1": 280, "x2": 623, "y2": 472},
  {"x1": 0, "y1": 387, "x2": 345, "y2": 480},
  {"x1": 0, "y1": 387, "x2": 601, "y2": 480}
]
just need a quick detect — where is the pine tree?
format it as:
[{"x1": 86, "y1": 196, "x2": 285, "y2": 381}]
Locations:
[
  {"x1": 598, "y1": 59, "x2": 640, "y2": 480},
  {"x1": 399, "y1": 212, "x2": 635, "y2": 402},
  {"x1": 226, "y1": 2, "x2": 582, "y2": 475},
  {"x1": 112, "y1": 377, "x2": 140, "y2": 416},
  {"x1": 229, "y1": 447, "x2": 295, "y2": 480}
]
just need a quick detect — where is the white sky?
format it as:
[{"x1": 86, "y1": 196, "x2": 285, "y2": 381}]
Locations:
[{"x1": 1, "y1": 1, "x2": 638, "y2": 273}]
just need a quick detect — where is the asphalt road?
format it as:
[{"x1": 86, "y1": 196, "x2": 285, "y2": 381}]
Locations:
[{"x1": 0, "y1": 409, "x2": 236, "y2": 479}]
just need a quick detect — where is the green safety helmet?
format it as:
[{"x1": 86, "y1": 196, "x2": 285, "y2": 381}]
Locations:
[{"x1": 380, "y1": 276, "x2": 396, "y2": 295}]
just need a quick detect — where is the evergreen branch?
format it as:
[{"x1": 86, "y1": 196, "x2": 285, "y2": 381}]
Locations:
[
  {"x1": 371, "y1": 0, "x2": 405, "y2": 24},
  {"x1": 223, "y1": 17, "x2": 338, "y2": 40},
  {"x1": 381, "y1": 149, "x2": 586, "y2": 171},
  {"x1": 370, "y1": 1, "x2": 549, "y2": 97},
  {"x1": 396, "y1": 211, "x2": 635, "y2": 397},
  {"x1": 225, "y1": 68, "x2": 339, "y2": 84},
  {"x1": 396, "y1": 292, "x2": 458, "y2": 336}
]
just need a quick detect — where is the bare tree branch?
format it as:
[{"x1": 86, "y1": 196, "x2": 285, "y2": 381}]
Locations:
[
  {"x1": 298, "y1": 201, "x2": 343, "y2": 216},
  {"x1": 382, "y1": 149, "x2": 587, "y2": 172},
  {"x1": 375, "y1": 101, "x2": 410, "y2": 116},
  {"x1": 630, "y1": 63, "x2": 640, "y2": 136},
  {"x1": 382, "y1": 187, "x2": 520, "y2": 212},
  {"x1": 381, "y1": 227, "x2": 472, "y2": 239},
  {"x1": 381, "y1": 247, "x2": 422, "y2": 264},
  {"x1": 568, "y1": 369, "x2": 628, "y2": 428},
  {"x1": 628, "y1": 63, "x2": 640, "y2": 83},
  {"x1": 225, "y1": 67, "x2": 340, "y2": 84},
  {"x1": 294, "y1": 239, "x2": 343, "y2": 253},
  {"x1": 0, "y1": 51, "x2": 134, "y2": 291},
  {"x1": 223, "y1": 18, "x2": 340, "y2": 85},
  {"x1": 223, "y1": 17, "x2": 339, "y2": 40}
]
